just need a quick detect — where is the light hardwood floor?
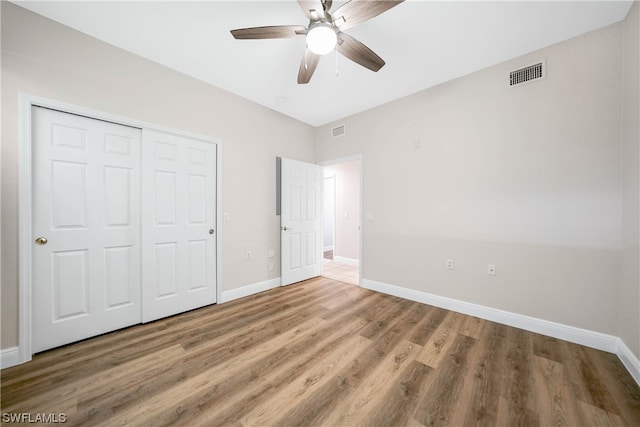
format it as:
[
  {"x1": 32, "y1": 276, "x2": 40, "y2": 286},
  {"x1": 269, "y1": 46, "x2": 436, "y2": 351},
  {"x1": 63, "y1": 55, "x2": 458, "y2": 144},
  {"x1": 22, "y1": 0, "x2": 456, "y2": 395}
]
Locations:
[{"x1": 2, "y1": 277, "x2": 639, "y2": 426}]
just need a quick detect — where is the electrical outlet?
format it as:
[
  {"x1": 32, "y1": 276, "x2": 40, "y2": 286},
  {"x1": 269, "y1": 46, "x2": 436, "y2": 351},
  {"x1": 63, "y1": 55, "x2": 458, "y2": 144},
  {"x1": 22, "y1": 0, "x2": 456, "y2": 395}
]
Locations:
[
  {"x1": 488, "y1": 264, "x2": 496, "y2": 276},
  {"x1": 246, "y1": 251, "x2": 253, "y2": 261},
  {"x1": 446, "y1": 259, "x2": 454, "y2": 270}
]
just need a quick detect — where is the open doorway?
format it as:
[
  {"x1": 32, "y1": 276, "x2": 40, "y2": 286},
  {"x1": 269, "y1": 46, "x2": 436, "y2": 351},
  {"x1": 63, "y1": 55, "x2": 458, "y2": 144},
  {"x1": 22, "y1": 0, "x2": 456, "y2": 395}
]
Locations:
[
  {"x1": 321, "y1": 158, "x2": 361, "y2": 286},
  {"x1": 323, "y1": 175, "x2": 335, "y2": 261}
]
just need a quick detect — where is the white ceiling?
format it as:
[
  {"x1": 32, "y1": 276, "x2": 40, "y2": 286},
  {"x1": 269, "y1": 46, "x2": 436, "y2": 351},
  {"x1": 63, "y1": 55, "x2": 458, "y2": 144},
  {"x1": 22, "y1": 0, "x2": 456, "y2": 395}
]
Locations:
[{"x1": 14, "y1": 0, "x2": 634, "y2": 127}]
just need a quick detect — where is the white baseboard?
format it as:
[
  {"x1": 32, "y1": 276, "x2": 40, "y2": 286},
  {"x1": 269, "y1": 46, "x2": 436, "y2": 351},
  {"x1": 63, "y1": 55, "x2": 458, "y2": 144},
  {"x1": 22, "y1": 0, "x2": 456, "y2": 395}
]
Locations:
[
  {"x1": 220, "y1": 277, "x2": 281, "y2": 304},
  {"x1": 1, "y1": 346, "x2": 21, "y2": 369},
  {"x1": 361, "y1": 278, "x2": 640, "y2": 386},
  {"x1": 617, "y1": 339, "x2": 640, "y2": 385},
  {"x1": 333, "y1": 256, "x2": 360, "y2": 267}
]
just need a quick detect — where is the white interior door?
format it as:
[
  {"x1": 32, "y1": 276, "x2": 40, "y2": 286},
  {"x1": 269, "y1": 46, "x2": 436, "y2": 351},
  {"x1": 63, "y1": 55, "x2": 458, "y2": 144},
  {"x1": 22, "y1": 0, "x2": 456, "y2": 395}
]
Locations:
[
  {"x1": 281, "y1": 158, "x2": 322, "y2": 286},
  {"x1": 32, "y1": 107, "x2": 142, "y2": 353},
  {"x1": 141, "y1": 130, "x2": 217, "y2": 322}
]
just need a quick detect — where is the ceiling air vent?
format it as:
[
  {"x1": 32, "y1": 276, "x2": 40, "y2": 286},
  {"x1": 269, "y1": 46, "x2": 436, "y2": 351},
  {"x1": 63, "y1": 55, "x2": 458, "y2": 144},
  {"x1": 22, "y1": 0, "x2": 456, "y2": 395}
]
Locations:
[
  {"x1": 509, "y1": 60, "x2": 546, "y2": 87},
  {"x1": 332, "y1": 125, "x2": 345, "y2": 138}
]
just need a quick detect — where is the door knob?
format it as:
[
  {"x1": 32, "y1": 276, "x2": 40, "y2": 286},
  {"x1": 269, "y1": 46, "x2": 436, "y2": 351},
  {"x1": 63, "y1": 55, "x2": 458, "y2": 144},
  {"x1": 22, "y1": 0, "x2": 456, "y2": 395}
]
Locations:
[
  {"x1": 35, "y1": 237, "x2": 48, "y2": 246},
  {"x1": 281, "y1": 226, "x2": 288, "y2": 231},
  {"x1": 209, "y1": 229, "x2": 215, "y2": 235}
]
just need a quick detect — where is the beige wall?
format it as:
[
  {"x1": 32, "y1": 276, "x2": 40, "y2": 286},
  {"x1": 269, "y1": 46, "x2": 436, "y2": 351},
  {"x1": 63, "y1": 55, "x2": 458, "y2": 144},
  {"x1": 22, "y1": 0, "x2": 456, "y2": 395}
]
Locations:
[
  {"x1": 324, "y1": 160, "x2": 360, "y2": 261},
  {"x1": 620, "y1": 1, "x2": 640, "y2": 359},
  {"x1": 0, "y1": 3, "x2": 315, "y2": 349},
  {"x1": 316, "y1": 22, "x2": 624, "y2": 336}
]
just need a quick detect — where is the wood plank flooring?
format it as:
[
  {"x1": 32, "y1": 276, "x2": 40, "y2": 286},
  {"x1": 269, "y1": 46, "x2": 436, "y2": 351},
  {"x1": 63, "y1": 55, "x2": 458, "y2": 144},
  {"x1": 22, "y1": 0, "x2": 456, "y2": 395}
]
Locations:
[{"x1": 2, "y1": 277, "x2": 639, "y2": 426}]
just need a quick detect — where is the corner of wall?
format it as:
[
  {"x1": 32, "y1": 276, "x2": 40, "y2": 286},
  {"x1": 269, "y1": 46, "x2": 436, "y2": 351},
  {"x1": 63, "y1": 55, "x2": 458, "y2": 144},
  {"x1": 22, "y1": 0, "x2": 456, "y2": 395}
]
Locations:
[
  {"x1": 617, "y1": 338, "x2": 640, "y2": 386},
  {"x1": 620, "y1": 0, "x2": 640, "y2": 361}
]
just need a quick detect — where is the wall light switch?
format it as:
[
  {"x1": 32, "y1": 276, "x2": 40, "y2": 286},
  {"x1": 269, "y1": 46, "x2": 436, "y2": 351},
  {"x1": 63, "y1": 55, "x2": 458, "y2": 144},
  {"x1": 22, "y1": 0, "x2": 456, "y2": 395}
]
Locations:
[
  {"x1": 366, "y1": 213, "x2": 375, "y2": 222},
  {"x1": 246, "y1": 251, "x2": 253, "y2": 261},
  {"x1": 223, "y1": 212, "x2": 230, "y2": 223}
]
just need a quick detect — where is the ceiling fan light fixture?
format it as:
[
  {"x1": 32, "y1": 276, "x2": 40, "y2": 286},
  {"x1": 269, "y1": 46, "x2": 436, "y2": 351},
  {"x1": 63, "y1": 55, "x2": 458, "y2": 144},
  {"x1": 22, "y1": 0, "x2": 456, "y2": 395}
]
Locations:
[
  {"x1": 230, "y1": 0, "x2": 405, "y2": 84},
  {"x1": 306, "y1": 22, "x2": 337, "y2": 55}
]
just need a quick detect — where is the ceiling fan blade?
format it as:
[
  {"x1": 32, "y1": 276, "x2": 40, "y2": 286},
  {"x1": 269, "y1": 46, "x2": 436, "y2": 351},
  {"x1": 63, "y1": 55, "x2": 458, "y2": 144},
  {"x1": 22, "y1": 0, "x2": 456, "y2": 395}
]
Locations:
[
  {"x1": 297, "y1": 48, "x2": 321, "y2": 84},
  {"x1": 337, "y1": 32, "x2": 385, "y2": 72},
  {"x1": 297, "y1": 0, "x2": 326, "y2": 20},
  {"x1": 230, "y1": 25, "x2": 306, "y2": 39},
  {"x1": 332, "y1": 0, "x2": 404, "y2": 31}
]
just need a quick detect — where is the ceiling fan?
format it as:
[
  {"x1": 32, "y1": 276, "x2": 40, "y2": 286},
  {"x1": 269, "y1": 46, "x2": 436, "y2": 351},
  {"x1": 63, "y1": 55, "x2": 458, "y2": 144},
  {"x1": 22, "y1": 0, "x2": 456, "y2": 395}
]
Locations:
[{"x1": 230, "y1": 0, "x2": 404, "y2": 84}]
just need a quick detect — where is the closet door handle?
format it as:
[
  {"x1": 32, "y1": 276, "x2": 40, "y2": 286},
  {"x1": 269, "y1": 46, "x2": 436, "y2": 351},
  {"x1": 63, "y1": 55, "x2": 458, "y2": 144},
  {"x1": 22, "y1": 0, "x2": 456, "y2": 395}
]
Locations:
[{"x1": 35, "y1": 237, "x2": 48, "y2": 246}]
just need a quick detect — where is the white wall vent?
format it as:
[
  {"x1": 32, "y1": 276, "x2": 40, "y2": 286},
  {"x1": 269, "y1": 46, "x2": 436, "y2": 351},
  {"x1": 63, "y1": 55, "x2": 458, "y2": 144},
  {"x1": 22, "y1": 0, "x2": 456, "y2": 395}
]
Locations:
[
  {"x1": 332, "y1": 125, "x2": 345, "y2": 138},
  {"x1": 509, "y1": 60, "x2": 546, "y2": 87}
]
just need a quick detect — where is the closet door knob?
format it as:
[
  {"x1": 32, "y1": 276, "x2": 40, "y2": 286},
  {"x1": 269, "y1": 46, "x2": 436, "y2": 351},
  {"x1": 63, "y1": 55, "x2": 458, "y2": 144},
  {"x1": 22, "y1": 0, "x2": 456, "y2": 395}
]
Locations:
[
  {"x1": 35, "y1": 237, "x2": 48, "y2": 246},
  {"x1": 209, "y1": 229, "x2": 215, "y2": 235}
]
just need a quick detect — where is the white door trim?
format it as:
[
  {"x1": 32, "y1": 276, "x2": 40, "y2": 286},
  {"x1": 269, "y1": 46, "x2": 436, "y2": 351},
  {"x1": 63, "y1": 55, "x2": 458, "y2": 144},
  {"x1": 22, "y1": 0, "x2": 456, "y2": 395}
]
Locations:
[
  {"x1": 323, "y1": 174, "x2": 336, "y2": 253},
  {"x1": 318, "y1": 155, "x2": 363, "y2": 286},
  {"x1": 15, "y1": 93, "x2": 222, "y2": 367}
]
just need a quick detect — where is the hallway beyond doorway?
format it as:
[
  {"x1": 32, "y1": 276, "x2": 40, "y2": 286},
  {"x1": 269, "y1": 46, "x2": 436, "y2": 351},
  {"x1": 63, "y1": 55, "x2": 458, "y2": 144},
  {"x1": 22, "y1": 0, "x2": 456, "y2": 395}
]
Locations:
[
  {"x1": 321, "y1": 157, "x2": 361, "y2": 287},
  {"x1": 322, "y1": 259, "x2": 358, "y2": 285}
]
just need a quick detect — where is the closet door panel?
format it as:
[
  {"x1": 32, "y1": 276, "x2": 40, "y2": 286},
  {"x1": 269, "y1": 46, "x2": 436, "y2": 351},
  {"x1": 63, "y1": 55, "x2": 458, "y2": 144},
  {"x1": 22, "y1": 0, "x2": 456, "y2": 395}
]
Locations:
[
  {"x1": 32, "y1": 107, "x2": 142, "y2": 353},
  {"x1": 141, "y1": 130, "x2": 217, "y2": 322}
]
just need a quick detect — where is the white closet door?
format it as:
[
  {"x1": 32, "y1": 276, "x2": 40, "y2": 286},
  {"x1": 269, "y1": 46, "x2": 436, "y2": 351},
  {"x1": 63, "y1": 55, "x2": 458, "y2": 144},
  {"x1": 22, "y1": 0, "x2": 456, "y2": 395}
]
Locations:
[
  {"x1": 280, "y1": 157, "x2": 323, "y2": 286},
  {"x1": 141, "y1": 130, "x2": 217, "y2": 322},
  {"x1": 32, "y1": 107, "x2": 142, "y2": 353}
]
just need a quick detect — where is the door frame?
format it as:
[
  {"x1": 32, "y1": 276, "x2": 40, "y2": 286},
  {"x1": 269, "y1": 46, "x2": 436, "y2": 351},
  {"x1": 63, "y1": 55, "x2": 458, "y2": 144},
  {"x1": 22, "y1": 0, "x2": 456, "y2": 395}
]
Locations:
[
  {"x1": 16, "y1": 94, "x2": 222, "y2": 365},
  {"x1": 318, "y1": 155, "x2": 363, "y2": 286},
  {"x1": 323, "y1": 174, "x2": 336, "y2": 256}
]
